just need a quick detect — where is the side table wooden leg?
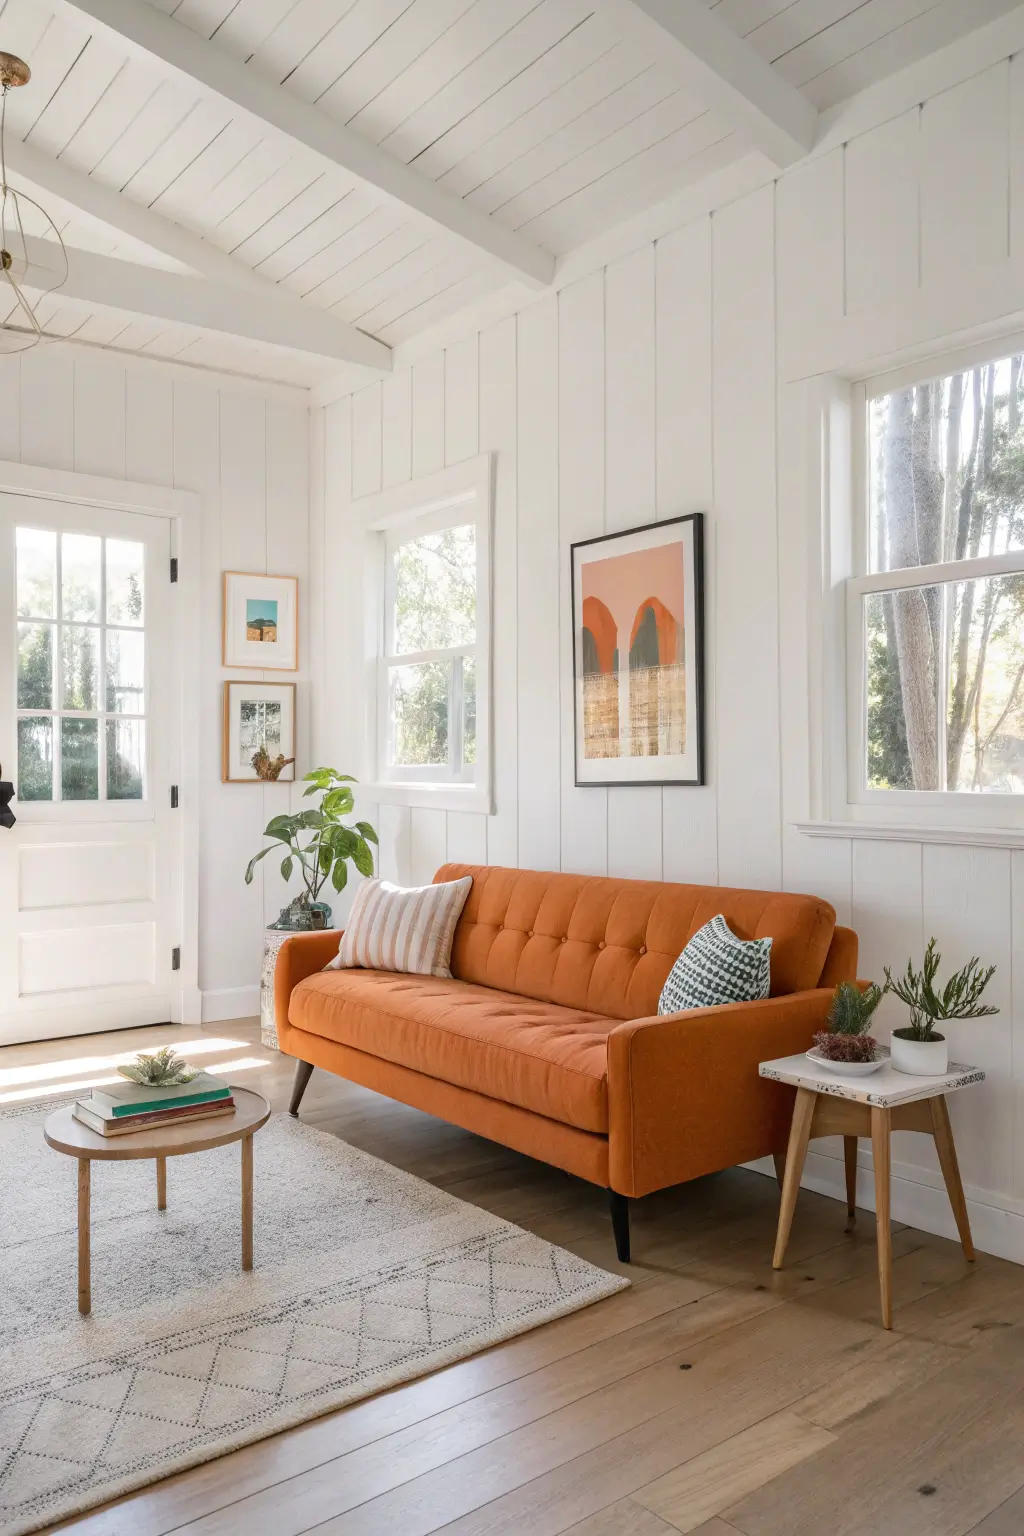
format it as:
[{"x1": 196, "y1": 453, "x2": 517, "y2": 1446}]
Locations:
[
  {"x1": 871, "y1": 1107, "x2": 893, "y2": 1330},
  {"x1": 772, "y1": 1151, "x2": 786, "y2": 1187},
  {"x1": 929, "y1": 1096, "x2": 975, "y2": 1261},
  {"x1": 773, "y1": 1088, "x2": 816, "y2": 1270},
  {"x1": 241, "y1": 1134, "x2": 254, "y2": 1271},
  {"x1": 78, "y1": 1159, "x2": 91, "y2": 1316},
  {"x1": 156, "y1": 1156, "x2": 167, "y2": 1211},
  {"x1": 844, "y1": 1136, "x2": 858, "y2": 1224}
]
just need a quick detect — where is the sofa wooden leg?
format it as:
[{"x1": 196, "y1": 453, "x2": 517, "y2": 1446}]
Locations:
[
  {"x1": 609, "y1": 1191, "x2": 630, "y2": 1263},
  {"x1": 289, "y1": 1061, "x2": 314, "y2": 1116}
]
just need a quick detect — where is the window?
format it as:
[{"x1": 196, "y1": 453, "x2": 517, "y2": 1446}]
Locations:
[
  {"x1": 15, "y1": 526, "x2": 146, "y2": 802},
  {"x1": 360, "y1": 454, "x2": 492, "y2": 812},
  {"x1": 849, "y1": 349, "x2": 1024, "y2": 806}
]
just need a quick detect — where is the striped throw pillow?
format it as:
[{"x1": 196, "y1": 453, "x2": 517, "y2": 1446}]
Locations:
[
  {"x1": 658, "y1": 914, "x2": 772, "y2": 1014},
  {"x1": 326, "y1": 876, "x2": 472, "y2": 978}
]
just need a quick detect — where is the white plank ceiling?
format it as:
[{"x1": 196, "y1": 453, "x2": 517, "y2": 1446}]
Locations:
[{"x1": 0, "y1": 0, "x2": 1017, "y2": 386}]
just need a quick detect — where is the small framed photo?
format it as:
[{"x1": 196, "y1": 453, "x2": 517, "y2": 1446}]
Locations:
[
  {"x1": 571, "y1": 513, "x2": 705, "y2": 787},
  {"x1": 223, "y1": 681, "x2": 296, "y2": 783},
  {"x1": 222, "y1": 571, "x2": 298, "y2": 671}
]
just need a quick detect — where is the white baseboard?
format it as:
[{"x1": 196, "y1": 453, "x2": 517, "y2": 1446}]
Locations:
[
  {"x1": 201, "y1": 986, "x2": 260, "y2": 1023},
  {"x1": 747, "y1": 1148, "x2": 1024, "y2": 1268}
]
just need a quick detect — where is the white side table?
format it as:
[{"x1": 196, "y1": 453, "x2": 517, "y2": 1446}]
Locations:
[
  {"x1": 259, "y1": 927, "x2": 339, "y2": 1050},
  {"x1": 759, "y1": 1052, "x2": 984, "y2": 1329}
]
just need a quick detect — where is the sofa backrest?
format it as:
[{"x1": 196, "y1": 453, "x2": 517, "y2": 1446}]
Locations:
[{"x1": 435, "y1": 864, "x2": 838, "y2": 1021}]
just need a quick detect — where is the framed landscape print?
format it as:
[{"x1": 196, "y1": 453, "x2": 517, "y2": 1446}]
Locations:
[
  {"x1": 222, "y1": 572, "x2": 298, "y2": 670},
  {"x1": 571, "y1": 514, "x2": 705, "y2": 787},
  {"x1": 222, "y1": 681, "x2": 296, "y2": 783}
]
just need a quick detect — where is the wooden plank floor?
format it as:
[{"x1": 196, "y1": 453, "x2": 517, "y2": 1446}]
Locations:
[{"x1": 4, "y1": 1018, "x2": 1024, "y2": 1536}]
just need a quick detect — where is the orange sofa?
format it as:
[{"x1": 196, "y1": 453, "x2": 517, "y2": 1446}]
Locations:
[{"x1": 276, "y1": 863, "x2": 857, "y2": 1260}]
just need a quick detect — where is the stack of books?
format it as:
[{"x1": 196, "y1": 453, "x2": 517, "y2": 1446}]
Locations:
[{"x1": 73, "y1": 1072, "x2": 235, "y2": 1137}]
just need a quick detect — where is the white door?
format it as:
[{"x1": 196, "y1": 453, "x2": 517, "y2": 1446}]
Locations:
[{"x1": 0, "y1": 494, "x2": 182, "y2": 1044}]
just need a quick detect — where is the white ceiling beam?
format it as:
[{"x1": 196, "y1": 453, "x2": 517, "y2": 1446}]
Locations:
[
  {"x1": 609, "y1": 0, "x2": 818, "y2": 168},
  {"x1": 59, "y1": 0, "x2": 555, "y2": 288},
  {"x1": 19, "y1": 237, "x2": 392, "y2": 370},
  {"x1": 6, "y1": 137, "x2": 273, "y2": 293}
]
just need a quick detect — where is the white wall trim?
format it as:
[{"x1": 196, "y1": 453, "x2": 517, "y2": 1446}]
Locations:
[
  {"x1": 0, "y1": 457, "x2": 199, "y2": 518},
  {"x1": 202, "y1": 985, "x2": 260, "y2": 1024},
  {"x1": 796, "y1": 820, "x2": 1024, "y2": 849}
]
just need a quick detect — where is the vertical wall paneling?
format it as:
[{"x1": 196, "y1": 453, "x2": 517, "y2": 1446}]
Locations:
[
  {"x1": 558, "y1": 272, "x2": 608, "y2": 877},
  {"x1": 1011, "y1": 851, "x2": 1024, "y2": 1203},
  {"x1": 444, "y1": 334, "x2": 479, "y2": 467},
  {"x1": 412, "y1": 352, "x2": 445, "y2": 478},
  {"x1": 409, "y1": 805, "x2": 449, "y2": 887},
  {"x1": 605, "y1": 246, "x2": 661, "y2": 881},
  {"x1": 516, "y1": 297, "x2": 560, "y2": 872},
  {"x1": 479, "y1": 315, "x2": 518, "y2": 868},
  {"x1": 656, "y1": 220, "x2": 718, "y2": 887},
  {"x1": 74, "y1": 356, "x2": 126, "y2": 478},
  {"x1": 308, "y1": 401, "x2": 326, "y2": 807},
  {"x1": 125, "y1": 367, "x2": 173, "y2": 486},
  {"x1": 381, "y1": 370, "x2": 412, "y2": 488},
  {"x1": 921, "y1": 846, "x2": 1013, "y2": 1199},
  {"x1": 712, "y1": 187, "x2": 782, "y2": 890},
  {"x1": 920, "y1": 63, "x2": 1010, "y2": 287},
  {"x1": 0, "y1": 355, "x2": 20, "y2": 460},
  {"x1": 775, "y1": 150, "x2": 844, "y2": 381},
  {"x1": 351, "y1": 382, "x2": 383, "y2": 501},
  {"x1": 845, "y1": 109, "x2": 921, "y2": 316},
  {"x1": 21, "y1": 351, "x2": 73, "y2": 470}
]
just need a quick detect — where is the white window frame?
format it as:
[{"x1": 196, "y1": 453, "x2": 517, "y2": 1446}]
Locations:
[
  {"x1": 353, "y1": 454, "x2": 493, "y2": 815},
  {"x1": 803, "y1": 335, "x2": 1024, "y2": 846}
]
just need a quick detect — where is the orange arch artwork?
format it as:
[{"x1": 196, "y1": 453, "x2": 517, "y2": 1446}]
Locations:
[{"x1": 573, "y1": 515, "x2": 704, "y2": 785}]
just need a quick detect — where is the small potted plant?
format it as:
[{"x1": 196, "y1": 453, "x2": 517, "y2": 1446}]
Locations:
[
  {"x1": 245, "y1": 767, "x2": 378, "y2": 931},
  {"x1": 812, "y1": 981, "x2": 884, "y2": 1074},
  {"x1": 883, "y1": 939, "x2": 998, "y2": 1075}
]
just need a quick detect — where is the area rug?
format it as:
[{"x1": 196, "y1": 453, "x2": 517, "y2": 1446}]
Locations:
[{"x1": 0, "y1": 1098, "x2": 627, "y2": 1536}]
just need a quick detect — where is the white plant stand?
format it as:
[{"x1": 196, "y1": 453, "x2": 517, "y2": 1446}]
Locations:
[
  {"x1": 260, "y1": 928, "x2": 339, "y2": 1050},
  {"x1": 760, "y1": 1051, "x2": 984, "y2": 1330}
]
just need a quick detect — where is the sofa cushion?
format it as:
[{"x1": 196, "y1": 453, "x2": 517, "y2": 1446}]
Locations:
[
  {"x1": 658, "y1": 915, "x2": 772, "y2": 1014},
  {"x1": 434, "y1": 864, "x2": 836, "y2": 1020},
  {"x1": 289, "y1": 969, "x2": 615, "y2": 1133}
]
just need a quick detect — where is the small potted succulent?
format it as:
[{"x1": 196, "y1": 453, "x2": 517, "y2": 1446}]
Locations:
[
  {"x1": 812, "y1": 982, "x2": 884, "y2": 1074},
  {"x1": 883, "y1": 939, "x2": 998, "y2": 1075}
]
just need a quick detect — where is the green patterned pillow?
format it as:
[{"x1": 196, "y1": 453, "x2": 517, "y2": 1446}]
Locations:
[{"x1": 658, "y1": 914, "x2": 772, "y2": 1014}]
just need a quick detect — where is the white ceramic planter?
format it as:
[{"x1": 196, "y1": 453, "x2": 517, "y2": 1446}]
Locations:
[{"x1": 890, "y1": 1031, "x2": 948, "y2": 1076}]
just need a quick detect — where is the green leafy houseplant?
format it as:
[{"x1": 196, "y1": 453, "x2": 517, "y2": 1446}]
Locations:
[
  {"x1": 883, "y1": 939, "x2": 998, "y2": 1042},
  {"x1": 813, "y1": 981, "x2": 883, "y2": 1063},
  {"x1": 245, "y1": 767, "x2": 378, "y2": 927},
  {"x1": 117, "y1": 1046, "x2": 198, "y2": 1086}
]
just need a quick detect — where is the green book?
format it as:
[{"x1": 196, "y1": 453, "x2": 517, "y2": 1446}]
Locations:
[{"x1": 93, "y1": 1071, "x2": 231, "y2": 1118}]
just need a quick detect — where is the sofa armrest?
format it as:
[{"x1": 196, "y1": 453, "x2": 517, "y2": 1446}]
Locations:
[
  {"x1": 606, "y1": 988, "x2": 833, "y2": 1198},
  {"x1": 274, "y1": 930, "x2": 342, "y2": 1048}
]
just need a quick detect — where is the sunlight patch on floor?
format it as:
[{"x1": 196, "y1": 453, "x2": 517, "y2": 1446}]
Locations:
[
  {"x1": 0, "y1": 1043, "x2": 274, "y2": 1105},
  {"x1": 0, "y1": 1037, "x2": 251, "y2": 1089}
]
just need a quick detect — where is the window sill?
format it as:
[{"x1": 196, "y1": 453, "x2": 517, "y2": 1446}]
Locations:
[
  {"x1": 364, "y1": 782, "x2": 493, "y2": 815},
  {"x1": 795, "y1": 820, "x2": 1024, "y2": 850}
]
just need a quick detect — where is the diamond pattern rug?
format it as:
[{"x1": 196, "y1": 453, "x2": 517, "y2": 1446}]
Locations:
[{"x1": 0, "y1": 1101, "x2": 627, "y2": 1536}]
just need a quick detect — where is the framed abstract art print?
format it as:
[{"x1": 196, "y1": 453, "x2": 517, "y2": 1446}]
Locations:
[
  {"x1": 222, "y1": 571, "x2": 298, "y2": 670},
  {"x1": 570, "y1": 514, "x2": 705, "y2": 787},
  {"x1": 222, "y1": 681, "x2": 296, "y2": 783}
]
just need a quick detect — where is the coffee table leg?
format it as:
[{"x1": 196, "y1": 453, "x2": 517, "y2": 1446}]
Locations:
[
  {"x1": 156, "y1": 1156, "x2": 167, "y2": 1211},
  {"x1": 241, "y1": 1133, "x2": 253, "y2": 1271},
  {"x1": 78, "y1": 1159, "x2": 91, "y2": 1315}
]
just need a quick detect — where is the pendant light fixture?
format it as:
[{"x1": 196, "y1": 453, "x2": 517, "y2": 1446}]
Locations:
[{"x1": 0, "y1": 50, "x2": 68, "y2": 353}]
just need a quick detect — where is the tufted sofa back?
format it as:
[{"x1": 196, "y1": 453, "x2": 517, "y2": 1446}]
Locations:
[{"x1": 435, "y1": 864, "x2": 837, "y2": 1021}]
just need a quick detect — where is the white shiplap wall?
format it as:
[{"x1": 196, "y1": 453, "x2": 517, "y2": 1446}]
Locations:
[
  {"x1": 0, "y1": 350, "x2": 309, "y2": 1023},
  {"x1": 315, "y1": 52, "x2": 1024, "y2": 1264}
]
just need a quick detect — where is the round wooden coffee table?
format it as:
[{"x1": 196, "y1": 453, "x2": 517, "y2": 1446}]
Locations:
[{"x1": 44, "y1": 1087, "x2": 271, "y2": 1315}]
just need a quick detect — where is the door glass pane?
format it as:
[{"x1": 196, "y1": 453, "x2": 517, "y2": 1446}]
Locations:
[
  {"x1": 61, "y1": 532, "x2": 101, "y2": 621},
  {"x1": 17, "y1": 622, "x2": 53, "y2": 709},
  {"x1": 389, "y1": 661, "x2": 449, "y2": 766},
  {"x1": 61, "y1": 625, "x2": 100, "y2": 710},
  {"x1": 16, "y1": 527, "x2": 56, "y2": 617},
  {"x1": 106, "y1": 629, "x2": 144, "y2": 713},
  {"x1": 869, "y1": 356, "x2": 1024, "y2": 574},
  {"x1": 106, "y1": 539, "x2": 144, "y2": 627},
  {"x1": 107, "y1": 719, "x2": 144, "y2": 799},
  {"x1": 17, "y1": 717, "x2": 52, "y2": 801},
  {"x1": 393, "y1": 524, "x2": 476, "y2": 653},
  {"x1": 462, "y1": 654, "x2": 476, "y2": 766},
  {"x1": 61, "y1": 717, "x2": 99, "y2": 800}
]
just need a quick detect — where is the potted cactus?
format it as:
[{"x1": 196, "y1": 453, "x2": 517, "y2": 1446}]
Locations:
[
  {"x1": 883, "y1": 939, "x2": 998, "y2": 1075},
  {"x1": 812, "y1": 982, "x2": 884, "y2": 1074}
]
